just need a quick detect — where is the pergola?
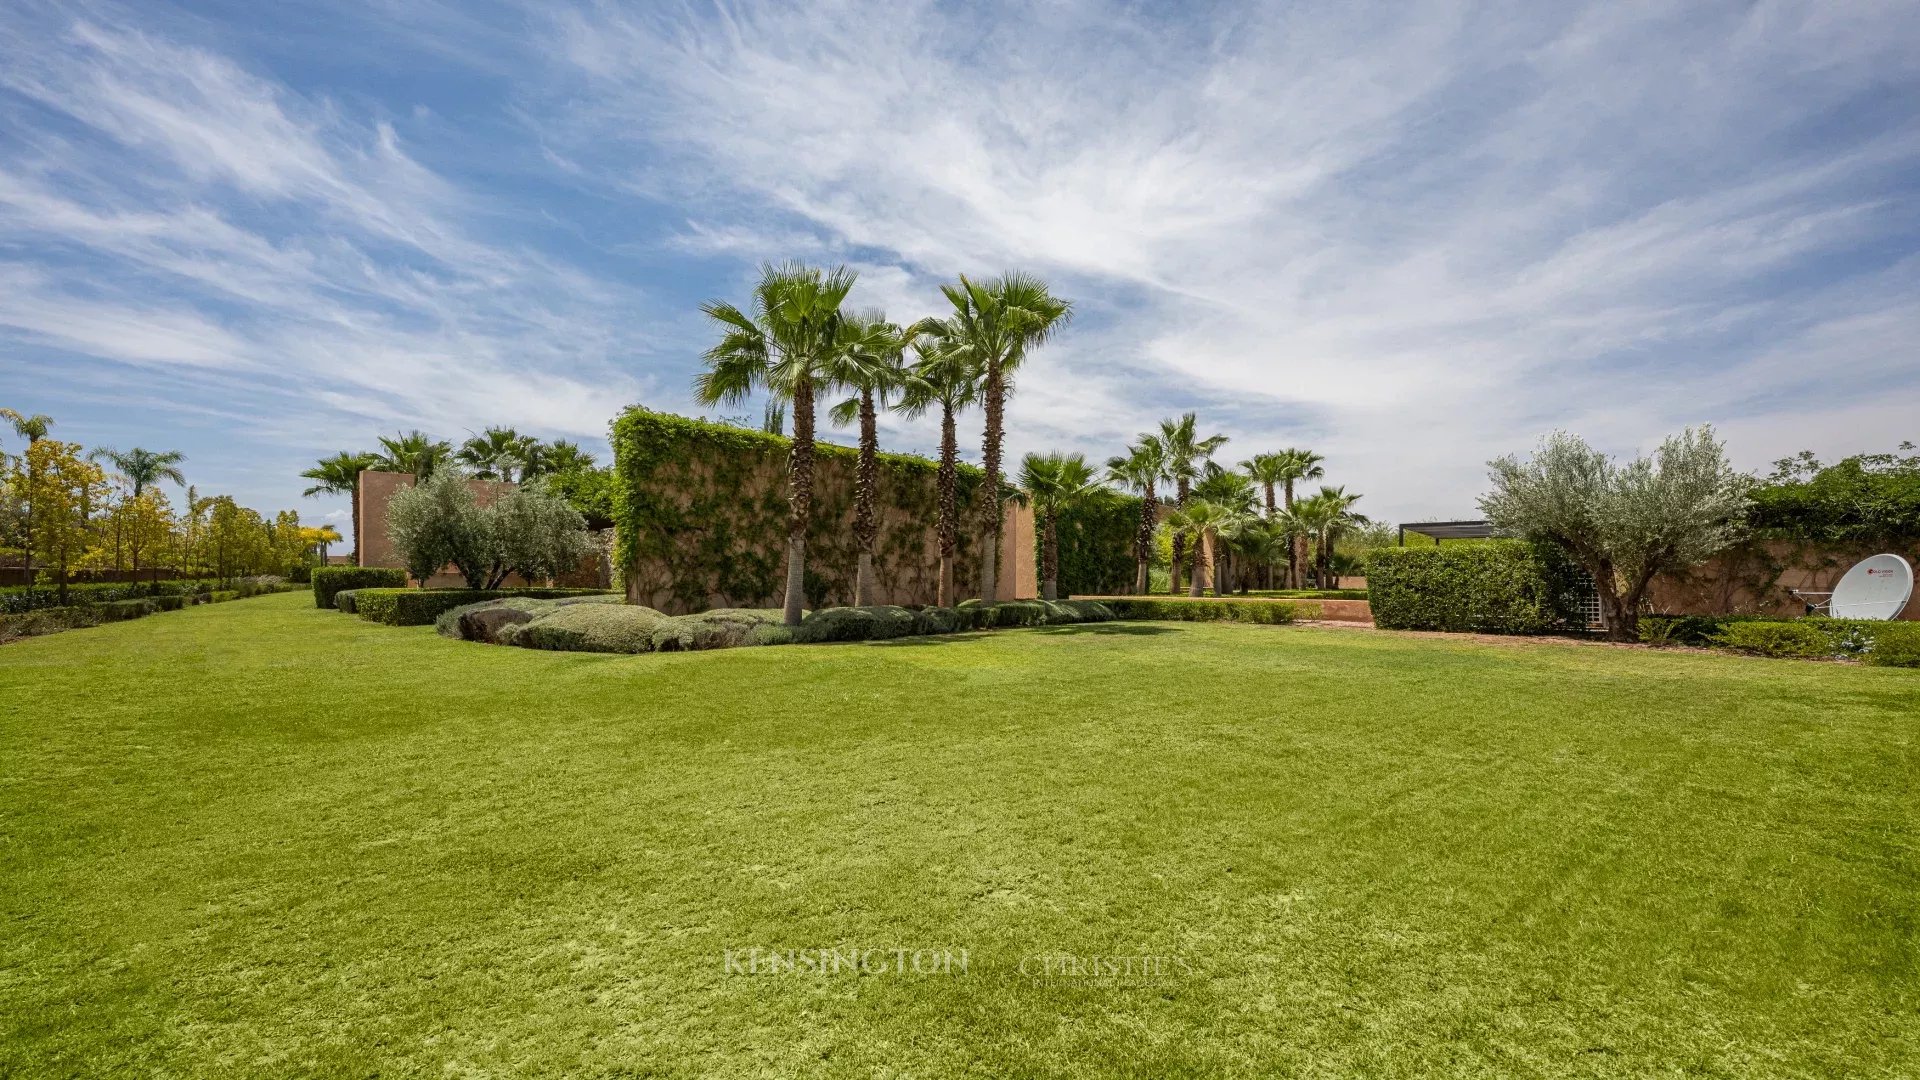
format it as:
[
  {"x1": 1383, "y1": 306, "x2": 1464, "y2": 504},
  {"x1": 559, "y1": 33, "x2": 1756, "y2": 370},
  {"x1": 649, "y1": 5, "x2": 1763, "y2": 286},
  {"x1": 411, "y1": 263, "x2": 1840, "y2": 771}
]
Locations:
[{"x1": 1397, "y1": 520, "x2": 1500, "y2": 545}]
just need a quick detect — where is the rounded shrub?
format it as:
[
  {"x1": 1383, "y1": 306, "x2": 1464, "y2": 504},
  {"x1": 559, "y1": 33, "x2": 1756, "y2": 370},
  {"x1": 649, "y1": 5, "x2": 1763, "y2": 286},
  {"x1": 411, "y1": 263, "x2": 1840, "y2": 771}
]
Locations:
[
  {"x1": 510, "y1": 604, "x2": 669, "y2": 653},
  {"x1": 795, "y1": 605, "x2": 921, "y2": 644},
  {"x1": 649, "y1": 608, "x2": 791, "y2": 651}
]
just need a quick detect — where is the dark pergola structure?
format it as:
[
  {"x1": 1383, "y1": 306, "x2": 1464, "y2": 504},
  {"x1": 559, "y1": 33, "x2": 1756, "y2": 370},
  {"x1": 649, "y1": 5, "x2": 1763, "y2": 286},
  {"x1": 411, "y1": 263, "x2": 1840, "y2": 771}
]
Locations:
[{"x1": 1397, "y1": 520, "x2": 1500, "y2": 545}]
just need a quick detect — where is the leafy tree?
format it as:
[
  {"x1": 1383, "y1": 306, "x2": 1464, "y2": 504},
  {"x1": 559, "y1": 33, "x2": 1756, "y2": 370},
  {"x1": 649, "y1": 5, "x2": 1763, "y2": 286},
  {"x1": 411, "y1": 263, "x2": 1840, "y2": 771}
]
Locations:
[
  {"x1": 1480, "y1": 427, "x2": 1752, "y2": 641},
  {"x1": 1019, "y1": 452, "x2": 1101, "y2": 601},
  {"x1": 1748, "y1": 442, "x2": 1920, "y2": 544},
  {"x1": 937, "y1": 273, "x2": 1072, "y2": 601},
  {"x1": 1106, "y1": 439, "x2": 1168, "y2": 594},
  {"x1": 2, "y1": 409, "x2": 54, "y2": 578},
  {"x1": 7, "y1": 439, "x2": 106, "y2": 603},
  {"x1": 301, "y1": 451, "x2": 380, "y2": 566},
  {"x1": 1154, "y1": 413, "x2": 1229, "y2": 594},
  {"x1": 121, "y1": 490, "x2": 175, "y2": 580},
  {"x1": 488, "y1": 484, "x2": 595, "y2": 587},
  {"x1": 385, "y1": 469, "x2": 492, "y2": 587},
  {"x1": 196, "y1": 496, "x2": 271, "y2": 586},
  {"x1": 694, "y1": 261, "x2": 858, "y2": 626},
  {"x1": 829, "y1": 310, "x2": 908, "y2": 606},
  {"x1": 96, "y1": 447, "x2": 186, "y2": 497},
  {"x1": 897, "y1": 324, "x2": 982, "y2": 606}
]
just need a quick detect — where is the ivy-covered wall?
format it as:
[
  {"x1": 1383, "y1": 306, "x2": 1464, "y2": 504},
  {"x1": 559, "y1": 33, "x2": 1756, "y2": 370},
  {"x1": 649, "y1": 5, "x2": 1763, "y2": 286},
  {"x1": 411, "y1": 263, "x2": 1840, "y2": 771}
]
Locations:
[
  {"x1": 612, "y1": 407, "x2": 1030, "y2": 613},
  {"x1": 1048, "y1": 489, "x2": 1143, "y2": 597}
]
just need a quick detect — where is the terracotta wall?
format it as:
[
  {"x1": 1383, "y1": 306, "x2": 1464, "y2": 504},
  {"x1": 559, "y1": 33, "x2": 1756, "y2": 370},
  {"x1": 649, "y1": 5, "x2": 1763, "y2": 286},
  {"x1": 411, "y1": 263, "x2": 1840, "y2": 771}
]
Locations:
[
  {"x1": 1647, "y1": 540, "x2": 1919, "y2": 621},
  {"x1": 356, "y1": 471, "x2": 608, "y2": 589}
]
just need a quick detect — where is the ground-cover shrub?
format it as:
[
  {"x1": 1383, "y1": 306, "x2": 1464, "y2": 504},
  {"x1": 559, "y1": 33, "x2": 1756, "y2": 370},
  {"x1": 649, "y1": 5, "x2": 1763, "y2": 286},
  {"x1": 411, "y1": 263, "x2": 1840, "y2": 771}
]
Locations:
[
  {"x1": 1, "y1": 589, "x2": 219, "y2": 643},
  {"x1": 1636, "y1": 614, "x2": 1770, "y2": 647},
  {"x1": 1101, "y1": 597, "x2": 1316, "y2": 624},
  {"x1": 506, "y1": 603, "x2": 670, "y2": 653},
  {"x1": 353, "y1": 588, "x2": 614, "y2": 627},
  {"x1": 649, "y1": 608, "x2": 793, "y2": 651},
  {"x1": 1368, "y1": 540, "x2": 1580, "y2": 634},
  {"x1": 1237, "y1": 588, "x2": 1369, "y2": 601},
  {"x1": 1711, "y1": 621, "x2": 1837, "y2": 659},
  {"x1": 433, "y1": 595, "x2": 624, "y2": 642},
  {"x1": 795, "y1": 605, "x2": 923, "y2": 643},
  {"x1": 311, "y1": 567, "x2": 407, "y2": 609}
]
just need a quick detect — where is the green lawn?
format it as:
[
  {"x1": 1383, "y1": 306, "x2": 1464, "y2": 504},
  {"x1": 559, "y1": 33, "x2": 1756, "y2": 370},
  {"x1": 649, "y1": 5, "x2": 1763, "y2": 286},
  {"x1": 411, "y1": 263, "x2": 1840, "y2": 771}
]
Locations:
[{"x1": 2, "y1": 593, "x2": 1914, "y2": 1078}]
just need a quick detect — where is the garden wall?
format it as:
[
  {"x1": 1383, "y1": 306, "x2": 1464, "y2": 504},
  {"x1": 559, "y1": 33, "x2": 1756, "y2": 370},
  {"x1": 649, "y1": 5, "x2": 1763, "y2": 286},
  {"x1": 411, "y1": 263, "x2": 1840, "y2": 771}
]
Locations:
[
  {"x1": 611, "y1": 408, "x2": 1036, "y2": 614},
  {"x1": 1648, "y1": 540, "x2": 1920, "y2": 620}
]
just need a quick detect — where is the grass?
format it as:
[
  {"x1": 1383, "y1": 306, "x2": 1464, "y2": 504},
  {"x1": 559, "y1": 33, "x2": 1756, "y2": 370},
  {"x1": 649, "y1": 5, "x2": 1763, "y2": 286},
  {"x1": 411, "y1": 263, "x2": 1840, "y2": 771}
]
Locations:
[{"x1": 2, "y1": 592, "x2": 1915, "y2": 1078}]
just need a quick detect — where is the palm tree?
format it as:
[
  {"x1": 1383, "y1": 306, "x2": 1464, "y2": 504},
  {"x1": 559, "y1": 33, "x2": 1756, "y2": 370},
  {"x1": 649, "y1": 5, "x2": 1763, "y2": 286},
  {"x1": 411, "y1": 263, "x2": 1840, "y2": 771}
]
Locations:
[
  {"x1": 456, "y1": 427, "x2": 537, "y2": 482},
  {"x1": 374, "y1": 431, "x2": 454, "y2": 482},
  {"x1": 1019, "y1": 452, "x2": 1101, "y2": 602},
  {"x1": 938, "y1": 273, "x2": 1072, "y2": 601},
  {"x1": 1294, "y1": 485, "x2": 1366, "y2": 587},
  {"x1": 301, "y1": 524, "x2": 344, "y2": 561},
  {"x1": 1161, "y1": 498, "x2": 1235, "y2": 598},
  {"x1": 896, "y1": 324, "x2": 981, "y2": 607},
  {"x1": 829, "y1": 310, "x2": 907, "y2": 606},
  {"x1": 96, "y1": 447, "x2": 186, "y2": 497},
  {"x1": 531, "y1": 440, "x2": 597, "y2": 478},
  {"x1": 694, "y1": 261, "x2": 858, "y2": 626},
  {"x1": 1273, "y1": 448, "x2": 1325, "y2": 587},
  {"x1": 1155, "y1": 413, "x2": 1229, "y2": 595},
  {"x1": 2, "y1": 410, "x2": 53, "y2": 579},
  {"x1": 1105, "y1": 438, "x2": 1167, "y2": 594},
  {"x1": 1231, "y1": 520, "x2": 1292, "y2": 595},
  {"x1": 300, "y1": 451, "x2": 380, "y2": 565}
]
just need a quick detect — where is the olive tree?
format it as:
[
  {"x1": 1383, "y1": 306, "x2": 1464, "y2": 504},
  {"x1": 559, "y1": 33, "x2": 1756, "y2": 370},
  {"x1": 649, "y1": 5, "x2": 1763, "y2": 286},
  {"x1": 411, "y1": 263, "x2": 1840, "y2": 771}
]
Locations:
[
  {"x1": 1479, "y1": 427, "x2": 1751, "y2": 641},
  {"x1": 385, "y1": 469, "x2": 490, "y2": 586},
  {"x1": 387, "y1": 471, "x2": 593, "y2": 589}
]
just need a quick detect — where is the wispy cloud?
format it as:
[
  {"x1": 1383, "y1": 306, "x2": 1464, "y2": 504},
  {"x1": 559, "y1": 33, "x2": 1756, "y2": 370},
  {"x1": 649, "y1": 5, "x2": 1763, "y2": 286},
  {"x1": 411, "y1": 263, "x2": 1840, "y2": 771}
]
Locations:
[{"x1": 0, "y1": 0, "x2": 1914, "y2": 535}]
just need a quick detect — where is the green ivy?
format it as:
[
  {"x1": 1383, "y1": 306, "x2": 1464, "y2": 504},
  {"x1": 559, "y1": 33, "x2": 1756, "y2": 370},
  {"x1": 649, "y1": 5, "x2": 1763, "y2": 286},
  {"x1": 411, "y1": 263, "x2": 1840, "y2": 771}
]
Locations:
[
  {"x1": 1047, "y1": 488, "x2": 1143, "y2": 597},
  {"x1": 610, "y1": 407, "x2": 992, "y2": 610}
]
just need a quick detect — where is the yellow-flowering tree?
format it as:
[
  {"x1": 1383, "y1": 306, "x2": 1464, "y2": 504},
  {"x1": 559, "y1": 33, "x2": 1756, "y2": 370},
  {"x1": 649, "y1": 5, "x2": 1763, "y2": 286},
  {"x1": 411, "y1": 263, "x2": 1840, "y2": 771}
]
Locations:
[{"x1": 8, "y1": 439, "x2": 108, "y2": 604}]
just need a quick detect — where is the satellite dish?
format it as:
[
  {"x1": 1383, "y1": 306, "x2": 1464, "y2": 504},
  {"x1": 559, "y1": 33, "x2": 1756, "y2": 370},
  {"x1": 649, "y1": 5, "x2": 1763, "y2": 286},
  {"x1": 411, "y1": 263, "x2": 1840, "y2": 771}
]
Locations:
[{"x1": 1829, "y1": 553, "x2": 1914, "y2": 621}]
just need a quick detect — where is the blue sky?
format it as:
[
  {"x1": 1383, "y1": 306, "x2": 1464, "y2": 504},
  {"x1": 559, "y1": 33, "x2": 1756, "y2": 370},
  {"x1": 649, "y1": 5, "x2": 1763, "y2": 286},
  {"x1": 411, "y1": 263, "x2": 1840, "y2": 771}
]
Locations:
[{"x1": 1, "y1": 0, "x2": 1916, "y2": 546}]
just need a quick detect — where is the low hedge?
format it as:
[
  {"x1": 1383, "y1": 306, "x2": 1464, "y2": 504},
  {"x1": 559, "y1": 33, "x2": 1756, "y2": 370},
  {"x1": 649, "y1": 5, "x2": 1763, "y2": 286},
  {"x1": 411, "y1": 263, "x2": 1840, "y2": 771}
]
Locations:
[
  {"x1": 311, "y1": 567, "x2": 407, "y2": 609},
  {"x1": 1701, "y1": 617, "x2": 1920, "y2": 666},
  {"x1": 0, "y1": 578, "x2": 216, "y2": 614},
  {"x1": 352, "y1": 587, "x2": 616, "y2": 626},
  {"x1": 1100, "y1": 597, "x2": 1317, "y2": 624},
  {"x1": 1366, "y1": 541, "x2": 1581, "y2": 634}
]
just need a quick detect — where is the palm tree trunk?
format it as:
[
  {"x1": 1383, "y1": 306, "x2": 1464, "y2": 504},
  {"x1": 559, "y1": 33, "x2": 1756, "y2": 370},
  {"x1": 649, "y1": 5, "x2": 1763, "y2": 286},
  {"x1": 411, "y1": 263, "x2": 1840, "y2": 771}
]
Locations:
[
  {"x1": 978, "y1": 360, "x2": 1005, "y2": 602},
  {"x1": 1170, "y1": 479, "x2": 1189, "y2": 595},
  {"x1": 854, "y1": 388, "x2": 879, "y2": 607},
  {"x1": 1283, "y1": 480, "x2": 1299, "y2": 588},
  {"x1": 1042, "y1": 508, "x2": 1059, "y2": 601},
  {"x1": 936, "y1": 404, "x2": 958, "y2": 608},
  {"x1": 783, "y1": 376, "x2": 816, "y2": 626},
  {"x1": 1135, "y1": 484, "x2": 1156, "y2": 595},
  {"x1": 1187, "y1": 531, "x2": 1204, "y2": 598}
]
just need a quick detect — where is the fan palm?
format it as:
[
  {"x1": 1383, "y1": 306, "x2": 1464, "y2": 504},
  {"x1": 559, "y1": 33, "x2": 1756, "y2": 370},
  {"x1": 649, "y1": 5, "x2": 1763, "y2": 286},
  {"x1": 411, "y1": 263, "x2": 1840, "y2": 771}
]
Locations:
[
  {"x1": 1295, "y1": 485, "x2": 1367, "y2": 587},
  {"x1": 1105, "y1": 438, "x2": 1168, "y2": 594},
  {"x1": 456, "y1": 427, "x2": 539, "y2": 482},
  {"x1": 1161, "y1": 498, "x2": 1236, "y2": 598},
  {"x1": 694, "y1": 261, "x2": 858, "y2": 626},
  {"x1": 1019, "y1": 452, "x2": 1101, "y2": 602},
  {"x1": 300, "y1": 524, "x2": 344, "y2": 560},
  {"x1": 1154, "y1": 413, "x2": 1229, "y2": 594},
  {"x1": 94, "y1": 447, "x2": 187, "y2": 497},
  {"x1": 896, "y1": 324, "x2": 982, "y2": 607},
  {"x1": 528, "y1": 440, "x2": 596, "y2": 479},
  {"x1": 374, "y1": 431, "x2": 454, "y2": 482},
  {"x1": 1231, "y1": 519, "x2": 1292, "y2": 595},
  {"x1": 301, "y1": 451, "x2": 381, "y2": 565},
  {"x1": 1272, "y1": 448, "x2": 1325, "y2": 586},
  {"x1": 937, "y1": 273, "x2": 1072, "y2": 601},
  {"x1": 829, "y1": 311, "x2": 908, "y2": 606}
]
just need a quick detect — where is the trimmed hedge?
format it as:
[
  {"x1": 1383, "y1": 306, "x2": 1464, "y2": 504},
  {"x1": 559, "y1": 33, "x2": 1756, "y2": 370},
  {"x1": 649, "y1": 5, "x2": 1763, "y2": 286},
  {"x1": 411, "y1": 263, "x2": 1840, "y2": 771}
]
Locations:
[
  {"x1": 1366, "y1": 541, "x2": 1581, "y2": 634},
  {"x1": 352, "y1": 587, "x2": 616, "y2": 626},
  {"x1": 312, "y1": 566, "x2": 407, "y2": 609},
  {"x1": 1638, "y1": 612, "x2": 1920, "y2": 665},
  {"x1": 0, "y1": 587, "x2": 243, "y2": 643},
  {"x1": 1100, "y1": 597, "x2": 1317, "y2": 624},
  {"x1": 0, "y1": 578, "x2": 219, "y2": 614}
]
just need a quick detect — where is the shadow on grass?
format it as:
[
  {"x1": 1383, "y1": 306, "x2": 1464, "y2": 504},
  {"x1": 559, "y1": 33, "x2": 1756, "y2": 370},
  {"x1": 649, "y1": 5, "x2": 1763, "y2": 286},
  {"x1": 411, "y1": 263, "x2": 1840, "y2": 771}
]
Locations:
[{"x1": 1030, "y1": 623, "x2": 1182, "y2": 636}]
